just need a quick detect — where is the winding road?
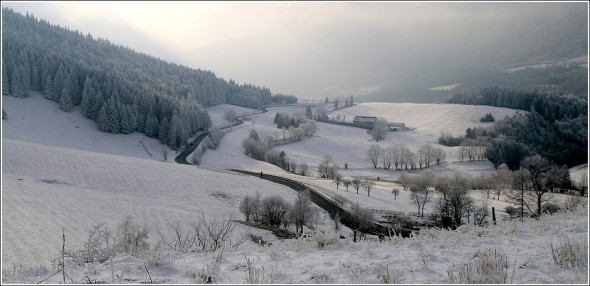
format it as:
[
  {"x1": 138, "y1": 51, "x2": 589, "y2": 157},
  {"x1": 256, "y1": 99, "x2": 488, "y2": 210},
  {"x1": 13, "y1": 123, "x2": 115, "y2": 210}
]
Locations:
[
  {"x1": 174, "y1": 106, "x2": 267, "y2": 165},
  {"x1": 174, "y1": 105, "x2": 420, "y2": 238},
  {"x1": 230, "y1": 170, "x2": 416, "y2": 238}
]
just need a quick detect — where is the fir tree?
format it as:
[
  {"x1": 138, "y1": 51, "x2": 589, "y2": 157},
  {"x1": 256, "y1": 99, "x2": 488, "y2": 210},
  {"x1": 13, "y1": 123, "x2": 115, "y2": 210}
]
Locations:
[
  {"x1": 97, "y1": 104, "x2": 109, "y2": 132},
  {"x1": 80, "y1": 77, "x2": 94, "y2": 118},
  {"x1": 10, "y1": 67, "x2": 26, "y2": 98},
  {"x1": 2, "y1": 60, "x2": 9, "y2": 96}
]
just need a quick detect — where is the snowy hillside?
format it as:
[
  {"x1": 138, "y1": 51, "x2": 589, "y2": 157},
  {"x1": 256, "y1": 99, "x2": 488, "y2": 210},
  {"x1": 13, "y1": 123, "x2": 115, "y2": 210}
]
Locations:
[
  {"x1": 330, "y1": 102, "x2": 522, "y2": 137},
  {"x1": 2, "y1": 138, "x2": 299, "y2": 268},
  {"x1": 2, "y1": 95, "x2": 587, "y2": 284},
  {"x1": 2, "y1": 92, "x2": 176, "y2": 162},
  {"x1": 200, "y1": 102, "x2": 521, "y2": 181}
]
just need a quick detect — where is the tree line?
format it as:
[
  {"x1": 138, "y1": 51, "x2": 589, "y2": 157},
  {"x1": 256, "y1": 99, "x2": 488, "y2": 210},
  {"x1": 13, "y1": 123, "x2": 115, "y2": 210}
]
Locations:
[
  {"x1": 2, "y1": 8, "x2": 297, "y2": 150},
  {"x1": 444, "y1": 87, "x2": 587, "y2": 169},
  {"x1": 366, "y1": 143, "x2": 446, "y2": 170}
]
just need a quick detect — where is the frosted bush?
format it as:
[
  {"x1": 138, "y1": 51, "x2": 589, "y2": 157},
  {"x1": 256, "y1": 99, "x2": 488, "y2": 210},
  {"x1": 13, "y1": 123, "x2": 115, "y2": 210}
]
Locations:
[
  {"x1": 378, "y1": 265, "x2": 404, "y2": 284},
  {"x1": 312, "y1": 231, "x2": 337, "y2": 249},
  {"x1": 550, "y1": 236, "x2": 588, "y2": 268},
  {"x1": 448, "y1": 249, "x2": 513, "y2": 284}
]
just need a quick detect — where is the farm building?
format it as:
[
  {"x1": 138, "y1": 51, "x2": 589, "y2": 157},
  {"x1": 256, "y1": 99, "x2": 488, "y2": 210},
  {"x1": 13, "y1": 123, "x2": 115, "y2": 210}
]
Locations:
[{"x1": 352, "y1": 116, "x2": 377, "y2": 124}]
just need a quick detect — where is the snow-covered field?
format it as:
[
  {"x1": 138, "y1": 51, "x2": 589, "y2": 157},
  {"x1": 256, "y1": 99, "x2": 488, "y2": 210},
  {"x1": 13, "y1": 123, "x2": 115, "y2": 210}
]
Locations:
[
  {"x1": 2, "y1": 92, "x2": 176, "y2": 162},
  {"x1": 2, "y1": 94, "x2": 588, "y2": 284},
  {"x1": 428, "y1": 83, "x2": 462, "y2": 91},
  {"x1": 200, "y1": 102, "x2": 521, "y2": 182}
]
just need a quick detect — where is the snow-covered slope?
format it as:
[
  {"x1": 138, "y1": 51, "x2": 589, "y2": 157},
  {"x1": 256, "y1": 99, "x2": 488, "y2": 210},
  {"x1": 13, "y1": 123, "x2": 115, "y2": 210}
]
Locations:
[
  {"x1": 2, "y1": 96, "x2": 587, "y2": 284},
  {"x1": 2, "y1": 92, "x2": 175, "y2": 162},
  {"x1": 2, "y1": 138, "x2": 299, "y2": 267},
  {"x1": 200, "y1": 102, "x2": 521, "y2": 181},
  {"x1": 330, "y1": 102, "x2": 521, "y2": 137}
]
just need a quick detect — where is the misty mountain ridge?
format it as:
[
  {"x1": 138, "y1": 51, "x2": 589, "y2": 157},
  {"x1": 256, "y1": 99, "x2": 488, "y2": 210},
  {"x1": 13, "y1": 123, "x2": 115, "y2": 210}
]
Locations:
[{"x1": 357, "y1": 10, "x2": 588, "y2": 103}]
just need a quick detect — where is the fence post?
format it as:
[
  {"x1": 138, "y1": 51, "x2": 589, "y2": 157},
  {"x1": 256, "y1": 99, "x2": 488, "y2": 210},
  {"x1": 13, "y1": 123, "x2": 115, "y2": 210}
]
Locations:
[{"x1": 492, "y1": 207, "x2": 497, "y2": 225}]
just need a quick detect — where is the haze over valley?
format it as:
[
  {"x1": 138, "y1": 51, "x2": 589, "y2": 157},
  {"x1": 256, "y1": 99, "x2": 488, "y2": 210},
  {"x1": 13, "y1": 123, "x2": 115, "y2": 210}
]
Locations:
[{"x1": 1, "y1": 2, "x2": 588, "y2": 284}]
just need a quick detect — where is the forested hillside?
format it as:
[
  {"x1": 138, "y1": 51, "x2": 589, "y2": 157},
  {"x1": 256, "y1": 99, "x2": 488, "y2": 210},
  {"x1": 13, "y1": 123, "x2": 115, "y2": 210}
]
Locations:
[
  {"x1": 447, "y1": 87, "x2": 587, "y2": 169},
  {"x1": 1, "y1": 8, "x2": 296, "y2": 150}
]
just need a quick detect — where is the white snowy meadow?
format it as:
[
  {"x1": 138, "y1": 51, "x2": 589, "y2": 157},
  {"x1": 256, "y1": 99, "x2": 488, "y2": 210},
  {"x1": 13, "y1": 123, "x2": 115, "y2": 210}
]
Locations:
[{"x1": 1, "y1": 93, "x2": 588, "y2": 284}]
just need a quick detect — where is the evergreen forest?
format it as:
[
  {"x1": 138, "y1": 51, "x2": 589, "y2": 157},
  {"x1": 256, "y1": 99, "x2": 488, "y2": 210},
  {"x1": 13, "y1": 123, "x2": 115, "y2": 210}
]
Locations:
[
  {"x1": 1, "y1": 8, "x2": 297, "y2": 150},
  {"x1": 447, "y1": 86, "x2": 587, "y2": 169}
]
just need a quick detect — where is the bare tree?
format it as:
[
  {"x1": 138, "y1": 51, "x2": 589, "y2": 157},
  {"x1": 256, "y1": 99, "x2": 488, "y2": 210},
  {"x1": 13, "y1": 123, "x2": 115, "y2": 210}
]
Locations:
[
  {"x1": 507, "y1": 166, "x2": 531, "y2": 220},
  {"x1": 333, "y1": 173, "x2": 343, "y2": 189},
  {"x1": 290, "y1": 191, "x2": 312, "y2": 233},
  {"x1": 192, "y1": 214, "x2": 237, "y2": 252},
  {"x1": 239, "y1": 195, "x2": 256, "y2": 222},
  {"x1": 472, "y1": 195, "x2": 489, "y2": 226},
  {"x1": 434, "y1": 173, "x2": 472, "y2": 228},
  {"x1": 352, "y1": 177, "x2": 362, "y2": 194},
  {"x1": 350, "y1": 202, "x2": 373, "y2": 241},
  {"x1": 363, "y1": 180, "x2": 375, "y2": 196},
  {"x1": 409, "y1": 174, "x2": 432, "y2": 216},
  {"x1": 418, "y1": 144, "x2": 436, "y2": 169},
  {"x1": 298, "y1": 162, "x2": 308, "y2": 176},
  {"x1": 381, "y1": 145, "x2": 394, "y2": 169},
  {"x1": 391, "y1": 143, "x2": 403, "y2": 170},
  {"x1": 367, "y1": 144, "x2": 383, "y2": 168},
  {"x1": 522, "y1": 155, "x2": 570, "y2": 216},
  {"x1": 494, "y1": 163, "x2": 512, "y2": 200},
  {"x1": 433, "y1": 147, "x2": 446, "y2": 165},
  {"x1": 317, "y1": 155, "x2": 335, "y2": 178},
  {"x1": 342, "y1": 178, "x2": 351, "y2": 192},
  {"x1": 399, "y1": 171, "x2": 410, "y2": 191},
  {"x1": 259, "y1": 195, "x2": 290, "y2": 227},
  {"x1": 156, "y1": 220, "x2": 196, "y2": 253}
]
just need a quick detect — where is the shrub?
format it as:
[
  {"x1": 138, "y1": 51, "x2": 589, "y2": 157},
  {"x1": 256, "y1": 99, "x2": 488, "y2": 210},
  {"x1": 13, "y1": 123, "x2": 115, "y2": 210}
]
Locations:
[
  {"x1": 66, "y1": 223, "x2": 115, "y2": 266},
  {"x1": 193, "y1": 214, "x2": 238, "y2": 253},
  {"x1": 550, "y1": 236, "x2": 588, "y2": 268},
  {"x1": 259, "y1": 195, "x2": 290, "y2": 227},
  {"x1": 448, "y1": 249, "x2": 512, "y2": 284},
  {"x1": 480, "y1": 113, "x2": 495, "y2": 122},
  {"x1": 116, "y1": 216, "x2": 150, "y2": 255},
  {"x1": 543, "y1": 202, "x2": 561, "y2": 215},
  {"x1": 379, "y1": 265, "x2": 403, "y2": 284},
  {"x1": 438, "y1": 132, "x2": 464, "y2": 147},
  {"x1": 564, "y1": 195, "x2": 587, "y2": 211}
]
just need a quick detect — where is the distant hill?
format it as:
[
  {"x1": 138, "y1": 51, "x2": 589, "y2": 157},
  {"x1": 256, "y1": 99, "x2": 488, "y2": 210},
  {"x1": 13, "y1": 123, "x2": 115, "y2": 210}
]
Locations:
[
  {"x1": 1, "y1": 8, "x2": 296, "y2": 150},
  {"x1": 357, "y1": 7, "x2": 588, "y2": 103}
]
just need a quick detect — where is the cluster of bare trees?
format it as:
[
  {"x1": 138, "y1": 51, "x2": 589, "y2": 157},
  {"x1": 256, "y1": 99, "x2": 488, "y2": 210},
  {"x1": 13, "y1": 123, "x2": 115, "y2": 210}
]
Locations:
[
  {"x1": 155, "y1": 214, "x2": 241, "y2": 254},
  {"x1": 434, "y1": 173, "x2": 490, "y2": 229},
  {"x1": 367, "y1": 143, "x2": 446, "y2": 170},
  {"x1": 239, "y1": 191, "x2": 317, "y2": 234},
  {"x1": 457, "y1": 138, "x2": 487, "y2": 162},
  {"x1": 336, "y1": 177, "x2": 375, "y2": 196},
  {"x1": 401, "y1": 171, "x2": 490, "y2": 229},
  {"x1": 317, "y1": 155, "x2": 340, "y2": 179},
  {"x1": 504, "y1": 155, "x2": 572, "y2": 218}
]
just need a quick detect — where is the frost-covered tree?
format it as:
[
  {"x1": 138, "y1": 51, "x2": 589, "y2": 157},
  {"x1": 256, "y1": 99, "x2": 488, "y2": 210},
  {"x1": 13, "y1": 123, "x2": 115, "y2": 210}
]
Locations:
[
  {"x1": 59, "y1": 72, "x2": 74, "y2": 111},
  {"x1": 370, "y1": 117, "x2": 388, "y2": 141},
  {"x1": 367, "y1": 144, "x2": 383, "y2": 168},
  {"x1": 363, "y1": 180, "x2": 375, "y2": 196},
  {"x1": 10, "y1": 67, "x2": 27, "y2": 98},
  {"x1": 2, "y1": 59, "x2": 10, "y2": 95},
  {"x1": 290, "y1": 191, "x2": 312, "y2": 233}
]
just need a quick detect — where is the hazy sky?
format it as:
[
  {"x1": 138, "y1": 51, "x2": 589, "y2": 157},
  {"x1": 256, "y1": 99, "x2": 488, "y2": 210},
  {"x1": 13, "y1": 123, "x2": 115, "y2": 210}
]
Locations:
[{"x1": 3, "y1": 1, "x2": 587, "y2": 99}]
